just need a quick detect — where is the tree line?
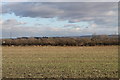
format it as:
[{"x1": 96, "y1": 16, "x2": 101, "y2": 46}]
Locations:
[{"x1": 1, "y1": 35, "x2": 119, "y2": 46}]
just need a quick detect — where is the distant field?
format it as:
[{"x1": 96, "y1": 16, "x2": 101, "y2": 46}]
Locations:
[{"x1": 2, "y1": 46, "x2": 118, "y2": 78}]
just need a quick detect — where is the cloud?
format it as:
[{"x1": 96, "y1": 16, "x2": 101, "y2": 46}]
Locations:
[
  {"x1": 64, "y1": 24, "x2": 81, "y2": 28},
  {"x1": 0, "y1": 19, "x2": 3, "y2": 25},
  {"x1": 0, "y1": 19, "x2": 2, "y2": 30},
  {"x1": 2, "y1": 2, "x2": 118, "y2": 27},
  {"x1": 3, "y1": 19, "x2": 26, "y2": 25},
  {"x1": 2, "y1": 18, "x2": 118, "y2": 38},
  {"x1": 2, "y1": 19, "x2": 82, "y2": 38},
  {"x1": 2, "y1": 0, "x2": 119, "y2": 2},
  {"x1": 2, "y1": 19, "x2": 27, "y2": 30},
  {"x1": 1, "y1": 2, "x2": 118, "y2": 37},
  {"x1": 2, "y1": 19, "x2": 27, "y2": 38}
]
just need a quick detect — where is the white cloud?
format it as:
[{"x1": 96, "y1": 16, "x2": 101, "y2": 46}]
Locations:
[
  {"x1": 2, "y1": 19, "x2": 27, "y2": 30},
  {"x1": 2, "y1": 2, "x2": 118, "y2": 26},
  {"x1": 2, "y1": 18, "x2": 118, "y2": 38},
  {"x1": 1, "y1": 2, "x2": 118, "y2": 37},
  {"x1": 0, "y1": 19, "x2": 3, "y2": 25},
  {"x1": 105, "y1": 11, "x2": 116, "y2": 16}
]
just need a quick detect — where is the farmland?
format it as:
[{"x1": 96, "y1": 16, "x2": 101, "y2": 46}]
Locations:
[{"x1": 2, "y1": 46, "x2": 118, "y2": 78}]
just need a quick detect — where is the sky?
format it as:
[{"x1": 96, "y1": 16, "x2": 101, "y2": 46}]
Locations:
[
  {"x1": 0, "y1": 2, "x2": 118, "y2": 38},
  {"x1": 1, "y1": 0, "x2": 120, "y2": 2}
]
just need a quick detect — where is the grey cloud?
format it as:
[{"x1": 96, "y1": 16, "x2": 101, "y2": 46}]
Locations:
[
  {"x1": 1, "y1": 2, "x2": 118, "y2": 37},
  {"x1": 2, "y1": 2, "x2": 117, "y2": 19},
  {"x1": 2, "y1": 0, "x2": 119, "y2": 2},
  {"x1": 2, "y1": 3, "x2": 64, "y2": 18},
  {"x1": 2, "y1": 23, "x2": 82, "y2": 38},
  {"x1": 2, "y1": 19, "x2": 118, "y2": 38},
  {"x1": 12, "y1": 25, "x2": 117, "y2": 37},
  {"x1": 4, "y1": 2, "x2": 117, "y2": 28},
  {"x1": 64, "y1": 24, "x2": 81, "y2": 28},
  {"x1": 2, "y1": 19, "x2": 27, "y2": 30},
  {"x1": 3, "y1": 19, "x2": 26, "y2": 25}
]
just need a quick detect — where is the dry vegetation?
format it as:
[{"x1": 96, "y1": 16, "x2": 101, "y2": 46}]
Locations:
[
  {"x1": 2, "y1": 46, "x2": 118, "y2": 78},
  {"x1": 2, "y1": 35, "x2": 118, "y2": 46}
]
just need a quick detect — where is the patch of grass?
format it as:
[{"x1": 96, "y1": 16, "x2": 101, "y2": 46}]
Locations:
[{"x1": 2, "y1": 46, "x2": 118, "y2": 78}]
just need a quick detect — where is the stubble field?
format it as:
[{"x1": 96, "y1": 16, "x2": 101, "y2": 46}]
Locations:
[{"x1": 2, "y1": 46, "x2": 118, "y2": 78}]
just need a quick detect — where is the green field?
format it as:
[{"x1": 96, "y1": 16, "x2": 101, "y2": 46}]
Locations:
[{"x1": 2, "y1": 46, "x2": 118, "y2": 78}]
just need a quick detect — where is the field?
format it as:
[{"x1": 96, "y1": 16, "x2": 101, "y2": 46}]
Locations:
[{"x1": 2, "y1": 46, "x2": 118, "y2": 78}]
